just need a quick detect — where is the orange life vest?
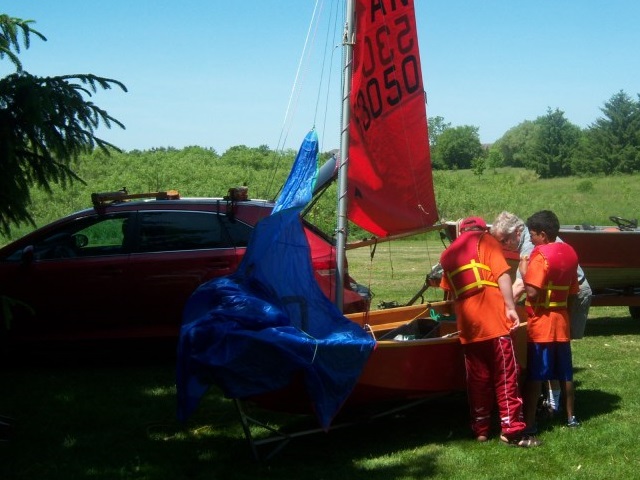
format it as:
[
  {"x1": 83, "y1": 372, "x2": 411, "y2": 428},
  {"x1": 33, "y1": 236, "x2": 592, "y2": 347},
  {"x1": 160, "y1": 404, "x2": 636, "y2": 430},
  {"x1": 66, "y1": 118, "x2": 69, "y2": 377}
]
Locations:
[
  {"x1": 525, "y1": 242, "x2": 578, "y2": 310},
  {"x1": 440, "y1": 231, "x2": 498, "y2": 299}
]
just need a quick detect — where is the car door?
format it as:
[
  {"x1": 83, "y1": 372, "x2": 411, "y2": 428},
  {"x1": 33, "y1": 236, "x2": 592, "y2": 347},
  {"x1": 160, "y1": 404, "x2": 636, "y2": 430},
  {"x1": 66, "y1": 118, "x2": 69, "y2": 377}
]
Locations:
[
  {"x1": 3, "y1": 212, "x2": 133, "y2": 342},
  {"x1": 126, "y1": 209, "x2": 252, "y2": 336}
]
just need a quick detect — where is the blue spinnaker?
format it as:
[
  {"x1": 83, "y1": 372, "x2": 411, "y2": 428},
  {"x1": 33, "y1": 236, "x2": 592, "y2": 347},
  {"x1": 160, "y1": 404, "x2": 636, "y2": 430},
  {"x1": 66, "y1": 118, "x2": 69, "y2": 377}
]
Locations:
[{"x1": 176, "y1": 131, "x2": 375, "y2": 429}]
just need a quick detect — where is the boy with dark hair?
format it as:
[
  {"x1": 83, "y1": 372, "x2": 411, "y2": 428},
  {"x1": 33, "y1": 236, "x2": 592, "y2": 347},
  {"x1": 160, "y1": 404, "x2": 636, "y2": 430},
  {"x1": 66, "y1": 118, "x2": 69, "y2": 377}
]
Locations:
[
  {"x1": 491, "y1": 210, "x2": 592, "y2": 417},
  {"x1": 519, "y1": 210, "x2": 581, "y2": 431}
]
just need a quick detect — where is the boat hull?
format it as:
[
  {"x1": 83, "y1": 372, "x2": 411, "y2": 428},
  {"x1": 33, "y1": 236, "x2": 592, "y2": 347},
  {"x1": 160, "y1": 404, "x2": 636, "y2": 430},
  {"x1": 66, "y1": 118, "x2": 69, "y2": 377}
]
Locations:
[
  {"x1": 248, "y1": 302, "x2": 528, "y2": 417},
  {"x1": 345, "y1": 303, "x2": 528, "y2": 405}
]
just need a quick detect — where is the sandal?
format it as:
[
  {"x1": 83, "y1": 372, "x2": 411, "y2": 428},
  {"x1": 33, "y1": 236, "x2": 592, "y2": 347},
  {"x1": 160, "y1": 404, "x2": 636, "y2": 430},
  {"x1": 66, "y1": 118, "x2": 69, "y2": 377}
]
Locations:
[
  {"x1": 517, "y1": 435, "x2": 542, "y2": 447},
  {"x1": 500, "y1": 434, "x2": 542, "y2": 448}
]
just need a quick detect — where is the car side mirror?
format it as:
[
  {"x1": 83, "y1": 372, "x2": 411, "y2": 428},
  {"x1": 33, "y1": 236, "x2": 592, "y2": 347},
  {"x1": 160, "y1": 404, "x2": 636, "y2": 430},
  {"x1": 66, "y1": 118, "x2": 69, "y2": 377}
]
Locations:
[
  {"x1": 73, "y1": 233, "x2": 89, "y2": 248},
  {"x1": 21, "y1": 245, "x2": 34, "y2": 265}
]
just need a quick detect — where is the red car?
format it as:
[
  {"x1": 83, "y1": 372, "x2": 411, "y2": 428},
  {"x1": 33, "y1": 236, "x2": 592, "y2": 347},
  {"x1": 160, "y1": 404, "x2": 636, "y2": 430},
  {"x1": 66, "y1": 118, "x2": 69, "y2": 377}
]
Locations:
[{"x1": 0, "y1": 188, "x2": 369, "y2": 350}]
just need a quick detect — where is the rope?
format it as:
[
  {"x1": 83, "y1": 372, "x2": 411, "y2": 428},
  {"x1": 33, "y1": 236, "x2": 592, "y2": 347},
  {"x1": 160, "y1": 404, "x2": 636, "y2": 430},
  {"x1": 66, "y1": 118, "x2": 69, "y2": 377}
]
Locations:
[
  {"x1": 267, "y1": 0, "x2": 341, "y2": 197},
  {"x1": 315, "y1": 0, "x2": 341, "y2": 152},
  {"x1": 265, "y1": 1, "x2": 322, "y2": 198},
  {"x1": 275, "y1": 0, "x2": 320, "y2": 151}
]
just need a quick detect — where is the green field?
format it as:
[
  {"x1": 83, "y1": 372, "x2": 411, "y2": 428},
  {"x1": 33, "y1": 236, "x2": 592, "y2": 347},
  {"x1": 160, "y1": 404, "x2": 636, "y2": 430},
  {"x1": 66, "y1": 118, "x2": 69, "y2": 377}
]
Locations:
[{"x1": 2, "y1": 149, "x2": 639, "y2": 244}]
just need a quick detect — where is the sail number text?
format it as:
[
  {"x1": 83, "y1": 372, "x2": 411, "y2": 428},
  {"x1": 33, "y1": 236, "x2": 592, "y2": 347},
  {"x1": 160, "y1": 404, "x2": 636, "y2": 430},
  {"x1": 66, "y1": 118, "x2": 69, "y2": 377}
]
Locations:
[{"x1": 353, "y1": 14, "x2": 421, "y2": 132}]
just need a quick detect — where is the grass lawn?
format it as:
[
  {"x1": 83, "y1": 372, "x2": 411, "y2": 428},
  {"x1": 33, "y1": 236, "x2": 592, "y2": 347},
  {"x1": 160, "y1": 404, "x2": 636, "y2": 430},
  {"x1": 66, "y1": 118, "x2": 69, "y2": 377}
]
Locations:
[
  {"x1": 1, "y1": 314, "x2": 638, "y2": 480},
  {"x1": 1, "y1": 237, "x2": 639, "y2": 479}
]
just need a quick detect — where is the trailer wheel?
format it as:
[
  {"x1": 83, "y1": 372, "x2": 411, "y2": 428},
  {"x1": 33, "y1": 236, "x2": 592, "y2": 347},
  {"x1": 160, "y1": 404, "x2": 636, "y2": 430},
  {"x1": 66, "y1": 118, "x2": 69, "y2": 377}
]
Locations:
[{"x1": 630, "y1": 306, "x2": 640, "y2": 320}]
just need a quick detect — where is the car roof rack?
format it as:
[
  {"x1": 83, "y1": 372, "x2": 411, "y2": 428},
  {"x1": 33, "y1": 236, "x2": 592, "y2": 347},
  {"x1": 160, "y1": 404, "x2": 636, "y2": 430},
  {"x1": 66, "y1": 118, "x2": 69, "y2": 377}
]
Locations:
[{"x1": 91, "y1": 188, "x2": 180, "y2": 210}]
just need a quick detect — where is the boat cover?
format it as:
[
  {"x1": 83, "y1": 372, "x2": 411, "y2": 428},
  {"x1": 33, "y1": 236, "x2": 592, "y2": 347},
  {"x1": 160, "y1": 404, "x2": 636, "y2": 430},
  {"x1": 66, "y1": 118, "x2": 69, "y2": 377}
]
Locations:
[{"x1": 176, "y1": 131, "x2": 376, "y2": 429}]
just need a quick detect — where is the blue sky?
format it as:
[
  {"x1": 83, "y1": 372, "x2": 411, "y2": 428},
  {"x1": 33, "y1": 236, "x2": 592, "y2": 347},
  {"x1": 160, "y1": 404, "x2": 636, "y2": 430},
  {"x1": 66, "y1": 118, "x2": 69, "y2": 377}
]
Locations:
[{"x1": 6, "y1": 1, "x2": 640, "y2": 153}]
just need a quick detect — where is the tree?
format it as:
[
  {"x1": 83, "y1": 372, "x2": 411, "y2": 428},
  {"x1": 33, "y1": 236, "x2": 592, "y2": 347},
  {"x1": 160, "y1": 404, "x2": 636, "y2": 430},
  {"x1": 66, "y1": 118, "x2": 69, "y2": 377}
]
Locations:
[
  {"x1": 573, "y1": 90, "x2": 640, "y2": 175},
  {"x1": 0, "y1": 15, "x2": 127, "y2": 235},
  {"x1": 427, "y1": 115, "x2": 451, "y2": 148},
  {"x1": 493, "y1": 120, "x2": 538, "y2": 168},
  {"x1": 527, "y1": 108, "x2": 582, "y2": 178},
  {"x1": 431, "y1": 125, "x2": 483, "y2": 170},
  {"x1": 485, "y1": 145, "x2": 504, "y2": 169}
]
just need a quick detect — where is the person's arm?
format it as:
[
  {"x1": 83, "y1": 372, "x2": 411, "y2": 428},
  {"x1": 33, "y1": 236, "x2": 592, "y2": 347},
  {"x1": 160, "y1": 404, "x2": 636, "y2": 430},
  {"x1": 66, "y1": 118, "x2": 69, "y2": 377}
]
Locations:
[
  {"x1": 518, "y1": 254, "x2": 529, "y2": 277},
  {"x1": 498, "y1": 272, "x2": 520, "y2": 329},
  {"x1": 512, "y1": 255, "x2": 530, "y2": 301},
  {"x1": 515, "y1": 227, "x2": 533, "y2": 280},
  {"x1": 512, "y1": 279, "x2": 524, "y2": 300},
  {"x1": 522, "y1": 252, "x2": 545, "y2": 301},
  {"x1": 524, "y1": 283, "x2": 539, "y2": 299}
]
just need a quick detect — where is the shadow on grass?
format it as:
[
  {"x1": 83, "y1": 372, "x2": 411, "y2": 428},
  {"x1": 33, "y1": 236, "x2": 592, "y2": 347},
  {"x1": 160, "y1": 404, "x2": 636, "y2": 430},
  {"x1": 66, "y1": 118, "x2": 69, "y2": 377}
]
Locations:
[
  {"x1": 1, "y1": 337, "x2": 181, "y2": 369},
  {"x1": 73, "y1": 389, "x2": 474, "y2": 480},
  {"x1": 7, "y1": 326, "x2": 631, "y2": 480},
  {"x1": 2, "y1": 305, "x2": 636, "y2": 479},
  {"x1": 535, "y1": 387, "x2": 622, "y2": 435},
  {"x1": 584, "y1": 315, "x2": 640, "y2": 337},
  {"x1": 5, "y1": 319, "x2": 631, "y2": 480},
  {"x1": 577, "y1": 388, "x2": 622, "y2": 420},
  {"x1": 0, "y1": 339, "x2": 477, "y2": 480},
  {"x1": 183, "y1": 392, "x2": 473, "y2": 479}
]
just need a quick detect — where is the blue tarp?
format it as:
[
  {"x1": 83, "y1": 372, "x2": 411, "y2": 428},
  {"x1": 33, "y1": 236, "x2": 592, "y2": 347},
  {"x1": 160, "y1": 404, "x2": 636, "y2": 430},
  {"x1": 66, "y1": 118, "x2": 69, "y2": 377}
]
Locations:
[
  {"x1": 272, "y1": 129, "x2": 319, "y2": 213},
  {"x1": 176, "y1": 130, "x2": 376, "y2": 429}
]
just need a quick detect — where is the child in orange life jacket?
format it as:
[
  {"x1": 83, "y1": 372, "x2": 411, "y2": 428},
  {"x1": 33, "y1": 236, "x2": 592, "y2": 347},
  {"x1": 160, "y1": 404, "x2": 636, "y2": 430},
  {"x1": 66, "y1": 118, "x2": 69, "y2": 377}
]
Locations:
[
  {"x1": 491, "y1": 210, "x2": 592, "y2": 417},
  {"x1": 519, "y1": 210, "x2": 581, "y2": 431},
  {"x1": 440, "y1": 216, "x2": 539, "y2": 447}
]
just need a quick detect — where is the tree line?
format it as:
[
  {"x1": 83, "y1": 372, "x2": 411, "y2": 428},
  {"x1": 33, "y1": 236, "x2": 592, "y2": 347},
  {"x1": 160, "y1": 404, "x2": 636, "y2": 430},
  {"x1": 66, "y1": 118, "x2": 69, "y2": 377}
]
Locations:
[{"x1": 429, "y1": 90, "x2": 640, "y2": 178}]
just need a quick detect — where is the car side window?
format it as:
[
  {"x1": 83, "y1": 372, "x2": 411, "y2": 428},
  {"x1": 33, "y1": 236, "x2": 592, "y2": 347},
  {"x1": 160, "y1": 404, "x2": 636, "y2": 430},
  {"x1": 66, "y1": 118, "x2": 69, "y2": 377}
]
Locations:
[
  {"x1": 137, "y1": 211, "x2": 252, "y2": 253},
  {"x1": 32, "y1": 213, "x2": 132, "y2": 260},
  {"x1": 224, "y1": 216, "x2": 253, "y2": 247}
]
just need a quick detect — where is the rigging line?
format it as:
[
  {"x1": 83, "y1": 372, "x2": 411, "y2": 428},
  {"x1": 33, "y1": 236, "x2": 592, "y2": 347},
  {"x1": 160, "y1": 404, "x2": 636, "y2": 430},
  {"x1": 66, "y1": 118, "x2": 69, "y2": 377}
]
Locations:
[
  {"x1": 280, "y1": 1, "x2": 325, "y2": 151},
  {"x1": 321, "y1": 0, "x2": 342, "y2": 153},
  {"x1": 364, "y1": 240, "x2": 377, "y2": 309},
  {"x1": 266, "y1": 0, "x2": 322, "y2": 198},
  {"x1": 314, "y1": 0, "x2": 341, "y2": 153},
  {"x1": 338, "y1": 0, "x2": 347, "y2": 144},
  {"x1": 386, "y1": 239, "x2": 395, "y2": 280},
  {"x1": 274, "y1": 0, "x2": 322, "y2": 153}
]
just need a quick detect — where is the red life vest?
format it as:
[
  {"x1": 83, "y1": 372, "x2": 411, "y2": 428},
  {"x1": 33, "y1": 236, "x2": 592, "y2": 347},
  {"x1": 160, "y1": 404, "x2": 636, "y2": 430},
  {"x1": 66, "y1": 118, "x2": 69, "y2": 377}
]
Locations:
[
  {"x1": 525, "y1": 242, "x2": 578, "y2": 310},
  {"x1": 440, "y1": 231, "x2": 498, "y2": 299}
]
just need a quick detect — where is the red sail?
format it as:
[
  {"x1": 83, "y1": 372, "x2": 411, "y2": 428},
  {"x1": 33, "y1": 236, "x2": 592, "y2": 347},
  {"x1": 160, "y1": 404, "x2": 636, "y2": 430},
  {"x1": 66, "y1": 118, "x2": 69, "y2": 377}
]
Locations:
[{"x1": 349, "y1": 0, "x2": 438, "y2": 237}]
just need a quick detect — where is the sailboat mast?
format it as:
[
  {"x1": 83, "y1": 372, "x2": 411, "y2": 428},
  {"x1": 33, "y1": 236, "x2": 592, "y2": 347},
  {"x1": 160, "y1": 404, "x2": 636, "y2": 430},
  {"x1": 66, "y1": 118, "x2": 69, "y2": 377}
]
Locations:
[{"x1": 335, "y1": 0, "x2": 356, "y2": 312}]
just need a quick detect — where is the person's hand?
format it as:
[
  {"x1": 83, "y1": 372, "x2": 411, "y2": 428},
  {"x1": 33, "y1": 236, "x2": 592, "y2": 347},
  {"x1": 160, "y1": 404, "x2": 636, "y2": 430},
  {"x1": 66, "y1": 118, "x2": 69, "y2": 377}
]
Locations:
[{"x1": 506, "y1": 307, "x2": 520, "y2": 330}]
